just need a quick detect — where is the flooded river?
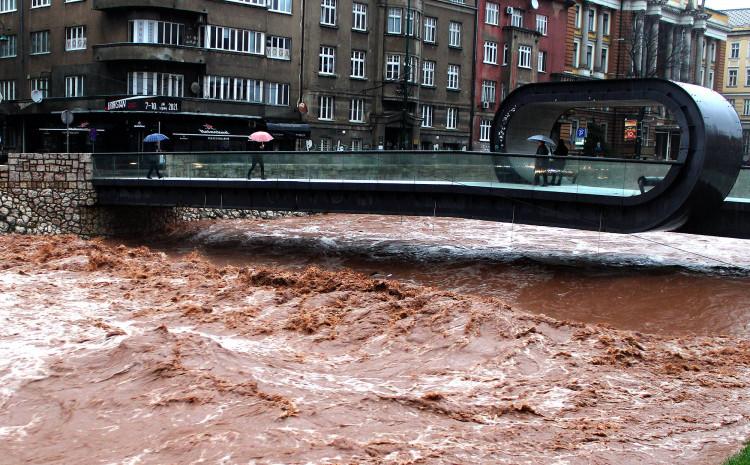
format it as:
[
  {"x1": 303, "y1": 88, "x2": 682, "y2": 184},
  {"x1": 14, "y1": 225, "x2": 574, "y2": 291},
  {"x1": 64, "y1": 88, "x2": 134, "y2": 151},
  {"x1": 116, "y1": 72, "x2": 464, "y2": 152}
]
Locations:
[{"x1": 1, "y1": 214, "x2": 749, "y2": 464}]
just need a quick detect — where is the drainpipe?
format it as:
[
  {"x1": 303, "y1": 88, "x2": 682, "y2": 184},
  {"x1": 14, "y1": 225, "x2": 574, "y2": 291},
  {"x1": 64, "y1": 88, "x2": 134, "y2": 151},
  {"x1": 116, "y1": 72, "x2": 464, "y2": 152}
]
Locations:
[
  {"x1": 616, "y1": 0, "x2": 623, "y2": 78},
  {"x1": 298, "y1": 0, "x2": 306, "y2": 115},
  {"x1": 468, "y1": 0, "x2": 478, "y2": 151}
]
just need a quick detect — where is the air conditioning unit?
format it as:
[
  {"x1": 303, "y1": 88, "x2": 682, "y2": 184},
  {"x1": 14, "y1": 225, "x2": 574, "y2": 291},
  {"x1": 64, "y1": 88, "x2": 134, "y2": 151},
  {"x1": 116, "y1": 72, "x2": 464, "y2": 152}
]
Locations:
[
  {"x1": 506, "y1": 6, "x2": 514, "y2": 14},
  {"x1": 482, "y1": 101, "x2": 490, "y2": 109}
]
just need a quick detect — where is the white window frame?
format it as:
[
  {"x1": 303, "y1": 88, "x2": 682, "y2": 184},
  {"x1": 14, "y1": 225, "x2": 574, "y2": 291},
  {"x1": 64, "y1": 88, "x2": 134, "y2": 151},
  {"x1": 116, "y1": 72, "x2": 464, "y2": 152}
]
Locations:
[
  {"x1": 744, "y1": 99, "x2": 750, "y2": 116},
  {"x1": 447, "y1": 64, "x2": 459, "y2": 90},
  {"x1": 30, "y1": 30, "x2": 50, "y2": 55},
  {"x1": 485, "y1": 2, "x2": 499, "y2": 25},
  {"x1": 265, "y1": 82, "x2": 289, "y2": 106},
  {"x1": 538, "y1": 50, "x2": 547, "y2": 72},
  {"x1": 574, "y1": 4, "x2": 581, "y2": 29},
  {"x1": 319, "y1": 45, "x2": 336, "y2": 75},
  {"x1": 201, "y1": 25, "x2": 263, "y2": 54},
  {"x1": 479, "y1": 119, "x2": 491, "y2": 142},
  {"x1": 536, "y1": 14, "x2": 548, "y2": 36},
  {"x1": 0, "y1": 34, "x2": 16, "y2": 58},
  {"x1": 572, "y1": 39, "x2": 580, "y2": 68},
  {"x1": 481, "y1": 80, "x2": 496, "y2": 104},
  {"x1": 731, "y1": 42, "x2": 740, "y2": 59},
  {"x1": 320, "y1": 137, "x2": 331, "y2": 151},
  {"x1": 65, "y1": 75, "x2": 84, "y2": 97},
  {"x1": 319, "y1": 95, "x2": 334, "y2": 120},
  {"x1": 0, "y1": 0, "x2": 17, "y2": 13},
  {"x1": 502, "y1": 43, "x2": 508, "y2": 65},
  {"x1": 131, "y1": 19, "x2": 184, "y2": 45},
  {"x1": 518, "y1": 45, "x2": 531, "y2": 69},
  {"x1": 385, "y1": 54, "x2": 400, "y2": 81},
  {"x1": 268, "y1": 0, "x2": 291, "y2": 14},
  {"x1": 422, "y1": 60, "x2": 435, "y2": 86},
  {"x1": 320, "y1": 0, "x2": 337, "y2": 26},
  {"x1": 602, "y1": 11, "x2": 610, "y2": 35},
  {"x1": 349, "y1": 98, "x2": 365, "y2": 122},
  {"x1": 30, "y1": 77, "x2": 48, "y2": 98},
  {"x1": 484, "y1": 41, "x2": 498, "y2": 65},
  {"x1": 729, "y1": 69, "x2": 738, "y2": 87},
  {"x1": 203, "y1": 75, "x2": 262, "y2": 102},
  {"x1": 267, "y1": 36, "x2": 291, "y2": 60},
  {"x1": 421, "y1": 104, "x2": 433, "y2": 127},
  {"x1": 587, "y1": 8, "x2": 596, "y2": 32},
  {"x1": 31, "y1": 0, "x2": 50, "y2": 8},
  {"x1": 387, "y1": 8, "x2": 402, "y2": 34},
  {"x1": 406, "y1": 9, "x2": 419, "y2": 37},
  {"x1": 446, "y1": 107, "x2": 458, "y2": 130},
  {"x1": 351, "y1": 49, "x2": 366, "y2": 78},
  {"x1": 448, "y1": 21, "x2": 461, "y2": 48},
  {"x1": 424, "y1": 17, "x2": 436, "y2": 43},
  {"x1": 600, "y1": 46, "x2": 608, "y2": 73},
  {"x1": 511, "y1": 9, "x2": 523, "y2": 28},
  {"x1": 129, "y1": 71, "x2": 184, "y2": 97},
  {"x1": 0, "y1": 80, "x2": 15, "y2": 101},
  {"x1": 352, "y1": 3, "x2": 367, "y2": 31},
  {"x1": 407, "y1": 56, "x2": 418, "y2": 83},
  {"x1": 65, "y1": 25, "x2": 87, "y2": 51}
]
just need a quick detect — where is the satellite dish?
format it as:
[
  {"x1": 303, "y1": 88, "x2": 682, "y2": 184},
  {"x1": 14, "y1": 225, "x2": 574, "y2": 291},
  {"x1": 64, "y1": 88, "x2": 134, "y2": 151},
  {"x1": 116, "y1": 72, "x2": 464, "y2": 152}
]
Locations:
[
  {"x1": 31, "y1": 89, "x2": 43, "y2": 103},
  {"x1": 530, "y1": 0, "x2": 539, "y2": 8},
  {"x1": 190, "y1": 81, "x2": 201, "y2": 95}
]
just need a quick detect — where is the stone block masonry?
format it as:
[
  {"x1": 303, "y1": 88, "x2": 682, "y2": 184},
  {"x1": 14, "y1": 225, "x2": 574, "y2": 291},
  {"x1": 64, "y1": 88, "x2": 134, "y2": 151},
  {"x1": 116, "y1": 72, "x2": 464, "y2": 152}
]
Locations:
[{"x1": 0, "y1": 153, "x2": 298, "y2": 237}]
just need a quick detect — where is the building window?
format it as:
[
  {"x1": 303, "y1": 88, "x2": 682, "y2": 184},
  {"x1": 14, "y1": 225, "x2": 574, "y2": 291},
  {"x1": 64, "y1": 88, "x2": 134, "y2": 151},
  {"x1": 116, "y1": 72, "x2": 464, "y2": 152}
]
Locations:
[
  {"x1": 731, "y1": 42, "x2": 740, "y2": 59},
  {"x1": 351, "y1": 50, "x2": 366, "y2": 78},
  {"x1": 30, "y1": 31, "x2": 50, "y2": 55},
  {"x1": 574, "y1": 4, "x2": 581, "y2": 28},
  {"x1": 30, "y1": 78, "x2": 48, "y2": 98},
  {"x1": 319, "y1": 46, "x2": 336, "y2": 75},
  {"x1": 385, "y1": 54, "x2": 400, "y2": 80},
  {"x1": 423, "y1": 17, "x2": 436, "y2": 43},
  {"x1": 422, "y1": 60, "x2": 435, "y2": 86},
  {"x1": 481, "y1": 80, "x2": 496, "y2": 104},
  {"x1": 267, "y1": 36, "x2": 291, "y2": 60},
  {"x1": 709, "y1": 70, "x2": 714, "y2": 89},
  {"x1": 744, "y1": 130, "x2": 750, "y2": 162},
  {"x1": 349, "y1": 98, "x2": 364, "y2": 122},
  {"x1": 0, "y1": 80, "x2": 15, "y2": 100},
  {"x1": 387, "y1": 8, "x2": 402, "y2": 34},
  {"x1": 744, "y1": 99, "x2": 750, "y2": 116},
  {"x1": 352, "y1": 3, "x2": 367, "y2": 31},
  {"x1": 227, "y1": 0, "x2": 265, "y2": 6},
  {"x1": 129, "y1": 71, "x2": 184, "y2": 97},
  {"x1": 131, "y1": 20, "x2": 184, "y2": 46},
  {"x1": 538, "y1": 50, "x2": 547, "y2": 72},
  {"x1": 406, "y1": 9, "x2": 419, "y2": 37},
  {"x1": 447, "y1": 64, "x2": 459, "y2": 89},
  {"x1": 351, "y1": 138, "x2": 362, "y2": 151},
  {"x1": 421, "y1": 105, "x2": 433, "y2": 127},
  {"x1": 587, "y1": 8, "x2": 596, "y2": 32},
  {"x1": 65, "y1": 26, "x2": 87, "y2": 51},
  {"x1": 320, "y1": 0, "x2": 336, "y2": 26},
  {"x1": 446, "y1": 107, "x2": 458, "y2": 129},
  {"x1": 407, "y1": 56, "x2": 418, "y2": 83},
  {"x1": 202, "y1": 25, "x2": 263, "y2": 54},
  {"x1": 586, "y1": 43, "x2": 594, "y2": 70},
  {"x1": 600, "y1": 47, "x2": 608, "y2": 73},
  {"x1": 265, "y1": 82, "x2": 289, "y2": 105},
  {"x1": 711, "y1": 42, "x2": 717, "y2": 63},
  {"x1": 518, "y1": 45, "x2": 531, "y2": 69},
  {"x1": 484, "y1": 41, "x2": 498, "y2": 64},
  {"x1": 485, "y1": 2, "x2": 499, "y2": 25},
  {"x1": 319, "y1": 95, "x2": 334, "y2": 120},
  {"x1": 572, "y1": 40, "x2": 580, "y2": 68},
  {"x1": 31, "y1": 0, "x2": 50, "y2": 7},
  {"x1": 320, "y1": 137, "x2": 331, "y2": 151},
  {"x1": 479, "y1": 119, "x2": 491, "y2": 142},
  {"x1": 536, "y1": 15, "x2": 547, "y2": 35},
  {"x1": 602, "y1": 11, "x2": 610, "y2": 35},
  {"x1": 729, "y1": 69, "x2": 738, "y2": 87},
  {"x1": 0, "y1": 35, "x2": 16, "y2": 58},
  {"x1": 0, "y1": 0, "x2": 16, "y2": 12},
  {"x1": 268, "y1": 0, "x2": 291, "y2": 13},
  {"x1": 511, "y1": 9, "x2": 523, "y2": 28},
  {"x1": 65, "y1": 75, "x2": 84, "y2": 97},
  {"x1": 448, "y1": 21, "x2": 461, "y2": 47},
  {"x1": 502, "y1": 43, "x2": 508, "y2": 65},
  {"x1": 202, "y1": 75, "x2": 261, "y2": 102}
]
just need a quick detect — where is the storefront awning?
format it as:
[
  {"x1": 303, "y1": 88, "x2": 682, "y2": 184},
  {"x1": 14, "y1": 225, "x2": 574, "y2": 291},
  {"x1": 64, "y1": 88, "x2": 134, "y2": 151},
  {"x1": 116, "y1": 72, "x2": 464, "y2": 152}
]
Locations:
[{"x1": 265, "y1": 123, "x2": 311, "y2": 139}]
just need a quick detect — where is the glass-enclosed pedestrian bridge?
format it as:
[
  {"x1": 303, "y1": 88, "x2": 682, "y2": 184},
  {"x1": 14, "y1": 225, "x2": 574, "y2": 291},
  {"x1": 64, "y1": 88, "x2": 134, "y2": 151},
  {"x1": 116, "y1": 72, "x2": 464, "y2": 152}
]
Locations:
[{"x1": 92, "y1": 79, "x2": 748, "y2": 236}]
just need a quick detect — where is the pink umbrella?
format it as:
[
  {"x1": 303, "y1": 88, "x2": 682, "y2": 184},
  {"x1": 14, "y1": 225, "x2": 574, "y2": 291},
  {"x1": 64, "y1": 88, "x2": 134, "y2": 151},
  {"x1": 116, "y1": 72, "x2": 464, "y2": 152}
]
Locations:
[{"x1": 249, "y1": 131, "x2": 274, "y2": 143}]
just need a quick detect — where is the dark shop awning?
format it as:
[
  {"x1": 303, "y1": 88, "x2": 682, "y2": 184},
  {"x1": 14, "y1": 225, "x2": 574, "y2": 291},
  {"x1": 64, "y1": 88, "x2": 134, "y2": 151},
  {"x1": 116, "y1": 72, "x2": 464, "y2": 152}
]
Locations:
[{"x1": 265, "y1": 123, "x2": 311, "y2": 139}]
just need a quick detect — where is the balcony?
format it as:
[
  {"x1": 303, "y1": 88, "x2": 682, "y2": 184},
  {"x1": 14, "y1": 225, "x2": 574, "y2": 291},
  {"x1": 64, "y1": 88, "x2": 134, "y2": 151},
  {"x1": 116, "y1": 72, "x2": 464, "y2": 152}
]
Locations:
[
  {"x1": 92, "y1": 0, "x2": 207, "y2": 13},
  {"x1": 94, "y1": 43, "x2": 206, "y2": 64}
]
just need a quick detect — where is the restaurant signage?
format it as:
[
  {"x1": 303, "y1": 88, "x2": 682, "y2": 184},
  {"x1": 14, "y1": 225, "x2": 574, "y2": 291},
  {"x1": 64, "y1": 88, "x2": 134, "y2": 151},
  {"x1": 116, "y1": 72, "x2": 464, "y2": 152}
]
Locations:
[{"x1": 105, "y1": 96, "x2": 181, "y2": 112}]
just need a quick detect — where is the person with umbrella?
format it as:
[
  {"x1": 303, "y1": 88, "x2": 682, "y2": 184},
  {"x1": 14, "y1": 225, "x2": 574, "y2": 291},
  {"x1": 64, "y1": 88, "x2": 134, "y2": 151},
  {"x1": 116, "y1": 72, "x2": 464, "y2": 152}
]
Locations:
[
  {"x1": 247, "y1": 131, "x2": 273, "y2": 179},
  {"x1": 143, "y1": 132, "x2": 168, "y2": 179},
  {"x1": 528, "y1": 135, "x2": 553, "y2": 186}
]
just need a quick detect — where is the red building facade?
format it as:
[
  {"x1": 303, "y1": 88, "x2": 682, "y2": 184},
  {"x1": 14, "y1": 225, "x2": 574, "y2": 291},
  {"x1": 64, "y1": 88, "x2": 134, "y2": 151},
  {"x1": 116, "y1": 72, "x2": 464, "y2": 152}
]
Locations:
[{"x1": 472, "y1": 0, "x2": 571, "y2": 150}]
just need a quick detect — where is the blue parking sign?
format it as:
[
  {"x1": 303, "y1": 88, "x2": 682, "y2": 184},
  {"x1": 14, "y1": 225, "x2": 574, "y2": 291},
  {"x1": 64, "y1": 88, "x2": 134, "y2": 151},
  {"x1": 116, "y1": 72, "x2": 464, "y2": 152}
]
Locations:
[{"x1": 576, "y1": 127, "x2": 587, "y2": 138}]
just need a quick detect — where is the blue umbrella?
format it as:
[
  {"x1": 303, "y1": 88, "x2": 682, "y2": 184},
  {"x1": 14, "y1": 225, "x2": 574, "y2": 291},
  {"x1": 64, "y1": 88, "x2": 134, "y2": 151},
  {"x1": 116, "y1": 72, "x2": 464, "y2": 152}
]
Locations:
[{"x1": 144, "y1": 133, "x2": 169, "y2": 143}]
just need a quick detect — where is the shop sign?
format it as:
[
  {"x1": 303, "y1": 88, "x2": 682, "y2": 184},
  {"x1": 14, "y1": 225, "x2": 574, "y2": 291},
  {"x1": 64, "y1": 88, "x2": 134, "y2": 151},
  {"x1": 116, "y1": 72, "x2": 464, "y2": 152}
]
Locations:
[
  {"x1": 198, "y1": 124, "x2": 230, "y2": 136},
  {"x1": 105, "y1": 96, "x2": 181, "y2": 113},
  {"x1": 624, "y1": 119, "x2": 638, "y2": 141}
]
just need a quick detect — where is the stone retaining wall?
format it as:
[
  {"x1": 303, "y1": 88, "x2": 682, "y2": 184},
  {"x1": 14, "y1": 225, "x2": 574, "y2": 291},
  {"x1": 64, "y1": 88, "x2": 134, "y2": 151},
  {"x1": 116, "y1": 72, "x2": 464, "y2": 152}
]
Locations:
[{"x1": 0, "y1": 153, "x2": 298, "y2": 237}]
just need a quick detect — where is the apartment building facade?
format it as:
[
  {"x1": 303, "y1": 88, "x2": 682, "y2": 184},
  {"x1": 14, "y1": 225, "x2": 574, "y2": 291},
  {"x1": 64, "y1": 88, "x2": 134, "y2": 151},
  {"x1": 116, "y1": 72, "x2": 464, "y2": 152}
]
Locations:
[{"x1": 722, "y1": 8, "x2": 750, "y2": 163}]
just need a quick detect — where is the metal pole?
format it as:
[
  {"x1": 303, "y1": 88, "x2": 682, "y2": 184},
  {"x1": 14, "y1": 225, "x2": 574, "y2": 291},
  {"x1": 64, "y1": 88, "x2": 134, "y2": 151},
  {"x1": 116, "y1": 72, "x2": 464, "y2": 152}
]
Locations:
[
  {"x1": 401, "y1": 0, "x2": 411, "y2": 150},
  {"x1": 66, "y1": 123, "x2": 69, "y2": 154}
]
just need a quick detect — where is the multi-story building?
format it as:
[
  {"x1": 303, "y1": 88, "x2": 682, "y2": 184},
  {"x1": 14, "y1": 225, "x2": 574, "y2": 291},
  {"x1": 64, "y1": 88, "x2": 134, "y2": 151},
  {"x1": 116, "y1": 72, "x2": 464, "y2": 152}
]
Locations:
[
  {"x1": 558, "y1": 0, "x2": 729, "y2": 160},
  {"x1": 472, "y1": 0, "x2": 570, "y2": 151},
  {"x1": 722, "y1": 8, "x2": 750, "y2": 163},
  {"x1": 0, "y1": 0, "x2": 307, "y2": 152},
  {"x1": 301, "y1": 0, "x2": 476, "y2": 150}
]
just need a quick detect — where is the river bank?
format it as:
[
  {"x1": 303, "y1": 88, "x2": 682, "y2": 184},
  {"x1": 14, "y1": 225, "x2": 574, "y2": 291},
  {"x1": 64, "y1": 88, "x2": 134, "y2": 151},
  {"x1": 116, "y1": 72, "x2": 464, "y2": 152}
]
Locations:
[{"x1": 1, "y1": 232, "x2": 749, "y2": 464}]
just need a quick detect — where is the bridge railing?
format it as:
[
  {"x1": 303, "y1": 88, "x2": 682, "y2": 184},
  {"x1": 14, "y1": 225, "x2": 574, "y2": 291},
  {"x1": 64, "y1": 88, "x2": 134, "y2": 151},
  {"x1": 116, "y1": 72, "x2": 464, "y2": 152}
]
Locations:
[{"x1": 92, "y1": 151, "x2": 680, "y2": 198}]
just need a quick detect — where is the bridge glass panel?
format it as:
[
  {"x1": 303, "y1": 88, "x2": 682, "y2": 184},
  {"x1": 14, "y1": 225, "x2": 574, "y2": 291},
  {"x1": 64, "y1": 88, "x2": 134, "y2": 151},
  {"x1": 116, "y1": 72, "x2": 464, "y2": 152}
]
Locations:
[
  {"x1": 93, "y1": 151, "x2": 677, "y2": 198},
  {"x1": 727, "y1": 167, "x2": 750, "y2": 203}
]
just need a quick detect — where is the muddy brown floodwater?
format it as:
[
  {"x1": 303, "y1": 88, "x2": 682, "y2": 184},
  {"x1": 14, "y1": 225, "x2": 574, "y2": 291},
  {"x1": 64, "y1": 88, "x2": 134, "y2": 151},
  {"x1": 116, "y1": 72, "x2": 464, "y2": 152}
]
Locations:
[{"x1": 0, "y1": 215, "x2": 749, "y2": 465}]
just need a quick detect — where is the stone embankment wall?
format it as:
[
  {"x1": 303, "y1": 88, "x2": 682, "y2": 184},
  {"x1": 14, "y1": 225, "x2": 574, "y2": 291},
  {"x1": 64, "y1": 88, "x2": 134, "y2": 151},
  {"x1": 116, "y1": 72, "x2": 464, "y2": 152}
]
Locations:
[{"x1": 0, "y1": 153, "x2": 295, "y2": 237}]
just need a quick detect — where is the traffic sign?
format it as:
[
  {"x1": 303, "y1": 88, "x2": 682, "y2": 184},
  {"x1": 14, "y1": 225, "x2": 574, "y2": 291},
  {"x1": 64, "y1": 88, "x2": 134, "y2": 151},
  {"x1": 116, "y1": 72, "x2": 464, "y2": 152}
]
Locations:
[{"x1": 61, "y1": 110, "x2": 74, "y2": 126}]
